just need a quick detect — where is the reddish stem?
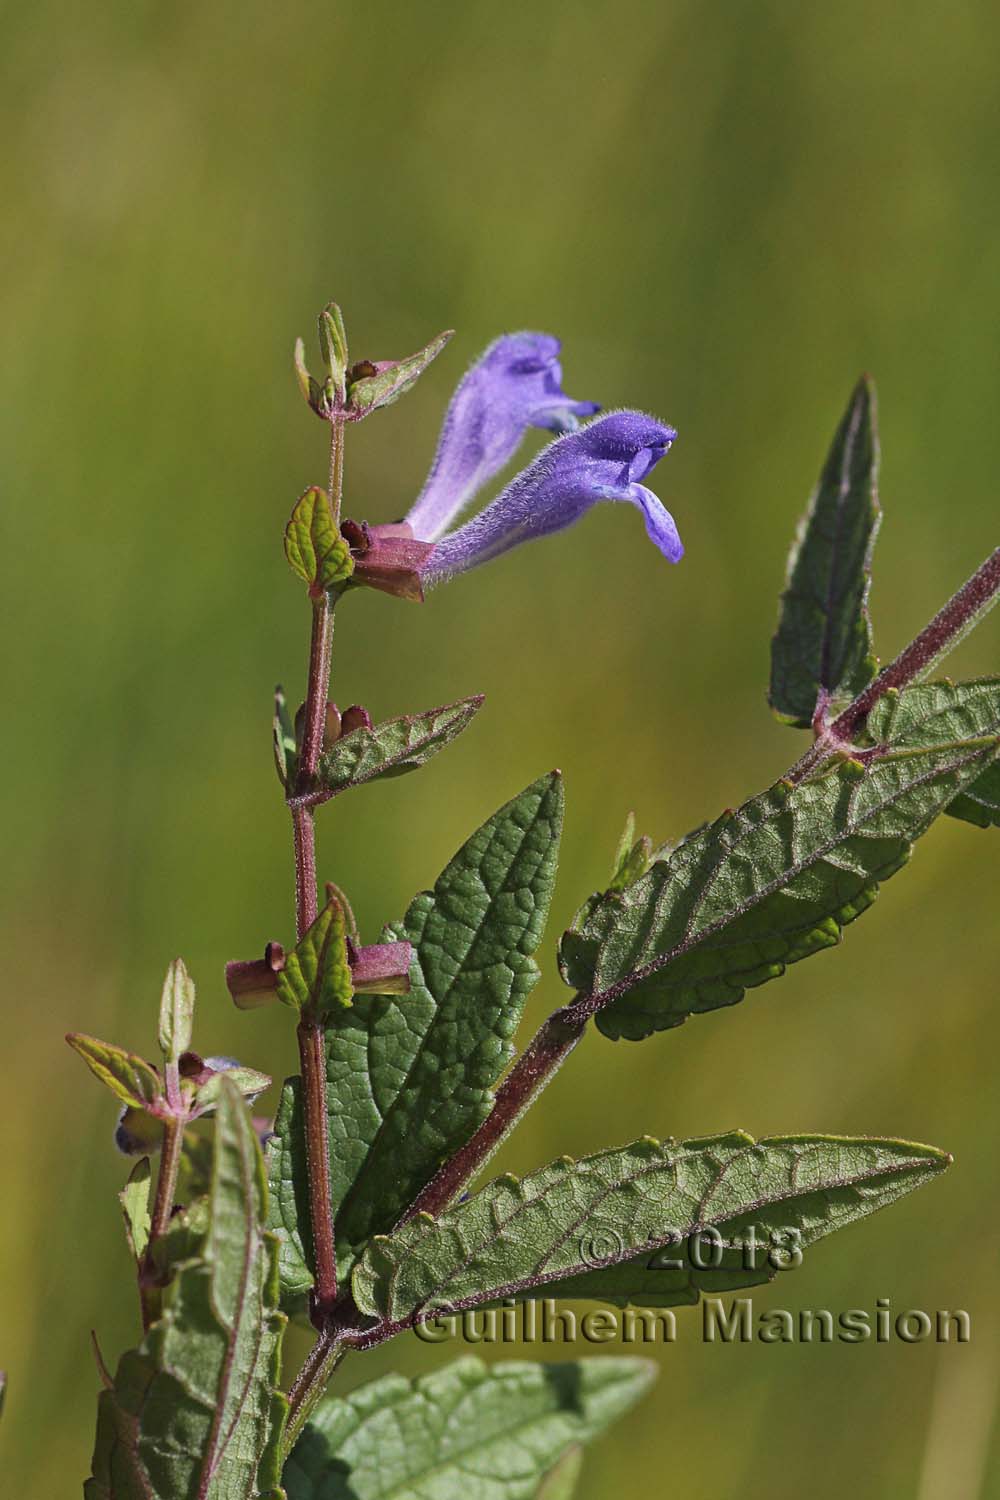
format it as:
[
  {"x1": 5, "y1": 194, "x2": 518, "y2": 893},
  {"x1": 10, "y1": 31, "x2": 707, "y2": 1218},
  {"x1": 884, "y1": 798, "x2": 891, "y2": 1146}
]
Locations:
[
  {"x1": 830, "y1": 545, "x2": 1000, "y2": 740},
  {"x1": 790, "y1": 544, "x2": 1000, "y2": 783},
  {"x1": 287, "y1": 425, "x2": 346, "y2": 1326},
  {"x1": 400, "y1": 1006, "x2": 587, "y2": 1224},
  {"x1": 138, "y1": 1114, "x2": 185, "y2": 1330},
  {"x1": 297, "y1": 1017, "x2": 338, "y2": 1316}
]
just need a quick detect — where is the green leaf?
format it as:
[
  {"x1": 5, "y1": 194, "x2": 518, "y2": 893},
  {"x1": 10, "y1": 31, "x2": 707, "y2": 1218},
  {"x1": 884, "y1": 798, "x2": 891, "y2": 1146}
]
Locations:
[
  {"x1": 318, "y1": 302, "x2": 349, "y2": 398},
  {"x1": 608, "y1": 814, "x2": 653, "y2": 893},
  {"x1": 86, "y1": 1079, "x2": 288, "y2": 1500},
  {"x1": 66, "y1": 1033, "x2": 162, "y2": 1109},
  {"x1": 273, "y1": 686, "x2": 297, "y2": 788},
  {"x1": 267, "y1": 773, "x2": 564, "y2": 1306},
  {"x1": 119, "y1": 1157, "x2": 152, "y2": 1263},
  {"x1": 562, "y1": 732, "x2": 999, "y2": 1041},
  {"x1": 352, "y1": 1132, "x2": 948, "y2": 1326},
  {"x1": 535, "y1": 1447, "x2": 584, "y2": 1500},
  {"x1": 866, "y1": 678, "x2": 1000, "y2": 830},
  {"x1": 194, "y1": 1063, "x2": 273, "y2": 1111},
  {"x1": 315, "y1": 696, "x2": 484, "y2": 797},
  {"x1": 284, "y1": 487, "x2": 354, "y2": 594},
  {"x1": 294, "y1": 337, "x2": 327, "y2": 418},
  {"x1": 158, "y1": 957, "x2": 195, "y2": 1065},
  {"x1": 769, "y1": 377, "x2": 881, "y2": 727},
  {"x1": 277, "y1": 895, "x2": 353, "y2": 1017},
  {"x1": 282, "y1": 1356, "x2": 654, "y2": 1500},
  {"x1": 346, "y1": 329, "x2": 453, "y2": 419}
]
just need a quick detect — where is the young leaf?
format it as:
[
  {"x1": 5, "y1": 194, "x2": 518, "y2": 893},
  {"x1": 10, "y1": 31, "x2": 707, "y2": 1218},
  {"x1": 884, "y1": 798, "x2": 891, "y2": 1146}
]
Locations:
[
  {"x1": 66, "y1": 1033, "x2": 162, "y2": 1109},
  {"x1": 345, "y1": 329, "x2": 454, "y2": 419},
  {"x1": 277, "y1": 894, "x2": 353, "y2": 1017},
  {"x1": 119, "y1": 1158, "x2": 152, "y2": 1263},
  {"x1": 273, "y1": 686, "x2": 297, "y2": 788},
  {"x1": 86, "y1": 1079, "x2": 288, "y2": 1500},
  {"x1": 314, "y1": 696, "x2": 484, "y2": 798},
  {"x1": 193, "y1": 1061, "x2": 272, "y2": 1111},
  {"x1": 284, "y1": 487, "x2": 354, "y2": 594},
  {"x1": 158, "y1": 957, "x2": 195, "y2": 1065},
  {"x1": 769, "y1": 377, "x2": 881, "y2": 727},
  {"x1": 318, "y1": 302, "x2": 349, "y2": 397},
  {"x1": 866, "y1": 678, "x2": 1000, "y2": 830},
  {"x1": 561, "y1": 729, "x2": 1000, "y2": 1041},
  {"x1": 281, "y1": 1356, "x2": 653, "y2": 1500},
  {"x1": 351, "y1": 1132, "x2": 948, "y2": 1326},
  {"x1": 267, "y1": 773, "x2": 564, "y2": 1305}
]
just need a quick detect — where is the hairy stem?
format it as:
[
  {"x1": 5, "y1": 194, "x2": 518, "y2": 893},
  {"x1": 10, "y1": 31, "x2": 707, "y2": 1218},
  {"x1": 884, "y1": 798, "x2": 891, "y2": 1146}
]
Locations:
[
  {"x1": 400, "y1": 1006, "x2": 588, "y2": 1224},
  {"x1": 288, "y1": 417, "x2": 347, "y2": 1327},
  {"x1": 297, "y1": 1017, "x2": 338, "y2": 1316},
  {"x1": 284, "y1": 1332, "x2": 346, "y2": 1453},
  {"x1": 833, "y1": 545, "x2": 1000, "y2": 735},
  {"x1": 790, "y1": 544, "x2": 1000, "y2": 783},
  {"x1": 328, "y1": 412, "x2": 345, "y2": 528},
  {"x1": 139, "y1": 1114, "x2": 185, "y2": 1330}
]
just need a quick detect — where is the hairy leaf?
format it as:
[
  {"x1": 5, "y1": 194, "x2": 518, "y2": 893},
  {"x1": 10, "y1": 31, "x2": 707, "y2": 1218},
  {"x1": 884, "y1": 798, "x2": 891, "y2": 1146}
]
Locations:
[
  {"x1": 86, "y1": 1080, "x2": 287, "y2": 1499},
  {"x1": 867, "y1": 678, "x2": 1000, "y2": 829},
  {"x1": 561, "y1": 732, "x2": 999, "y2": 1041},
  {"x1": 284, "y1": 487, "x2": 354, "y2": 593},
  {"x1": 277, "y1": 896, "x2": 353, "y2": 1017},
  {"x1": 770, "y1": 378, "x2": 880, "y2": 727},
  {"x1": 352, "y1": 1132, "x2": 948, "y2": 1325},
  {"x1": 282, "y1": 1357, "x2": 653, "y2": 1500},
  {"x1": 316, "y1": 696, "x2": 483, "y2": 798},
  {"x1": 119, "y1": 1158, "x2": 152, "y2": 1264},
  {"x1": 268, "y1": 773, "x2": 563, "y2": 1306},
  {"x1": 346, "y1": 329, "x2": 454, "y2": 419},
  {"x1": 67, "y1": 1034, "x2": 162, "y2": 1109},
  {"x1": 158, "y1": 958, "x2": 195, "y2": 1065}
]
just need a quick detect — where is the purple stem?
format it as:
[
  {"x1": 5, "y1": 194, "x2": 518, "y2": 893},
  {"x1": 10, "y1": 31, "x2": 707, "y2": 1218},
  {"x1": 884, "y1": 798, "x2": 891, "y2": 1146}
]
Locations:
[{"x1": 288, "y1": 427, "x2": 346, "y2": 1323}]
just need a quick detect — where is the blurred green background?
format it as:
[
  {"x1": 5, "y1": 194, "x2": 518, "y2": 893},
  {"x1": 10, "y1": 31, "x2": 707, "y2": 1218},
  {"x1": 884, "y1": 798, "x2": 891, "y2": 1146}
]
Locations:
[{"x1": 3, "y1": 1, "x2": 1000, "y2": 1494}]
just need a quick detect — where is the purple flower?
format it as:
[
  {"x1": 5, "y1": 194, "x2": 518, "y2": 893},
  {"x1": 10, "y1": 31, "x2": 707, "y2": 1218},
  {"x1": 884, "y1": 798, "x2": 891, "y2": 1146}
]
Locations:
[
  {"x1": 405, "y1": 332, "x2": 599, "y2": 542},
  {"x1": 418, "y1": 410, "x2": 681, "y2": 588}
]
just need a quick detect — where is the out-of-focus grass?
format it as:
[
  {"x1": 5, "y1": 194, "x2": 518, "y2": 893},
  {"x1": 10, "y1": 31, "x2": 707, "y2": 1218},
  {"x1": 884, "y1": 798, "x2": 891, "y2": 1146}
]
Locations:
[{"x1": 3, "y1": 2, "x2": 1000, "y2": 1493}]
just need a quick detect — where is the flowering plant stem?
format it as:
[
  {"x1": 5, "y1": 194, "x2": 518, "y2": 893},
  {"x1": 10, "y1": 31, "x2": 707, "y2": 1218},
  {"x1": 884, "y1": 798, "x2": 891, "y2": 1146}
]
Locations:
[
  {"x1": 289, "y1": 415, "x2": 346, "y2": 1322},
  {"x1": 789, "y1": 544, "x2": 1000, "y2": 783},
  {"x1": 388, "y1": 540, "x2": 1000, "y2": 1230},
  {"x1": 138, "y1": 1113, "x2": 184, "y2": 1330}
]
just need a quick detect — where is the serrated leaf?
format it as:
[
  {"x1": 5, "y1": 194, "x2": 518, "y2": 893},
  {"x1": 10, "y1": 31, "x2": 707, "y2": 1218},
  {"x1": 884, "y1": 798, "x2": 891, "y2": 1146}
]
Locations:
[
  {"x1": 346, "y1": 329, "x2": 453, "y2": 419},
  {"x1": 315, "y1": 696, "x2": 484, "y2": 797},
  {"x1": 284, "y1": 487, "x2": 354, "y2": 593},
  {"x1": 277, "y1": 896, "x2": 353, "y2": 1017},
  {"x1": 67, "y1": 1033, "x2": 162, "y2": 1109},
  {"x1": 352, "y1": 1132, "x2": 948, "y2": 1326},
  {"x1": 866, "y1": 678, "x2": 1000, "y2": 830},
  {"x1": 158, "y1": 957, "x2": 195, "y2": 1065},
  {"x1": 282, "y1": 1356, "x2": 653, "y2": 1500},
  {"x1": 770, "y1": 377, "x2": 881, "y2": 727},
  {"x1": 119, "y1": 1158, "x2": 152, "y2": 1263},
  {"x1": 86, "y1": 1079, "x2": 288, "y2": 1500},
  {"x1": 267, "y1": 773, "x2": 563, "y2": 1306},
  {"x1": 562, "y1": 732, "x2": 999, "y2": 1041}
]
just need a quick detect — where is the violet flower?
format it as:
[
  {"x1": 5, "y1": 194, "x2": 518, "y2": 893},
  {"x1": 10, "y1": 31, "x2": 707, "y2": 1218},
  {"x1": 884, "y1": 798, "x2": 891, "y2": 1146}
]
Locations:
[
  {"x1": 405, "y1": 332, "x2": 599, "y2": 542},
  {"x1": 418, "y1": 409, "x2": 681, "y2": 587}
]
